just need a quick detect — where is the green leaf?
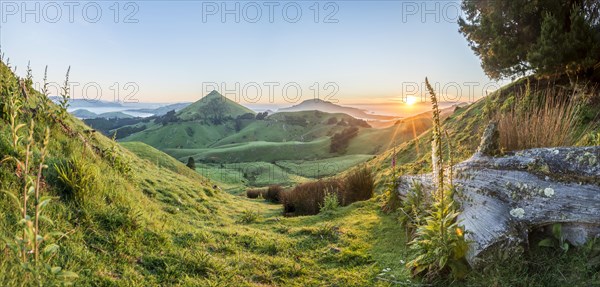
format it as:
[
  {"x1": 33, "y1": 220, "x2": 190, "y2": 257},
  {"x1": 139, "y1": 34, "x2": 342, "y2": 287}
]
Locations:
[
  {"x1": 43, "y1": 243, "x2": 59, "y2": 256},
  {"x1": 39, "y1": 215, "x2": 55, "y2": 226},
  {"x1": 552, "y1": 224, "x2": 562, "y2": 240},
  {"x1": 50, "y1": 266, "x2": 62, "y2": 274},
  {"x1": 37, "y1": 196, "x2": 53, "y2": 210},
  {"x1": 57, "y1": 270, "x2": 79, "y2": 280},
  {"x1": 538, "y1": 238, "x2": 555, "y2": 248},
  {"x1": 0, "y1": 190, "x2": 21, "y2": 207}
]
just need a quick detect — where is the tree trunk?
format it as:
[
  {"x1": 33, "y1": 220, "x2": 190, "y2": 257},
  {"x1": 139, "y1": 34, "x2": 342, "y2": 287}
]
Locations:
[{"x1": 397, "y1": 123, "x2": 600, "y2": 266}]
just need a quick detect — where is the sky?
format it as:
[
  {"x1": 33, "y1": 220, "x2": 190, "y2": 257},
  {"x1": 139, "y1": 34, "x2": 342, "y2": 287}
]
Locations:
[{"x1": 1, "y1": 0, "x2": 507, "y2": 113}]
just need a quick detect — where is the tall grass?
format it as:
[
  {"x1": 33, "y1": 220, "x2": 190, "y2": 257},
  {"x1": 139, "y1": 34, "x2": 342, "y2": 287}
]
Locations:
[
  {"x1": 264, "y1": 185, "x2": 284, "y2": 203},
  {"x1": 282, "y1": 179, "x2": 343, "y2": 216},
  {"x1": 282, "y1": 166, "x2": 375, "y2": 216},
  {"x1": 342, "y1": 165, "x2": 374, "y2": 205},
  {"x1": 246, "y1": 188, "x2": 266, "y2": 199},
  {"x1": 497, "y1": 87, "x2": 591, "y2": 151}
]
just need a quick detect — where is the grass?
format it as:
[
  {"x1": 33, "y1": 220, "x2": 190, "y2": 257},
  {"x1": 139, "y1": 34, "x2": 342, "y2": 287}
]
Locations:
[
  {"x1": 275, "y1": 154, "x2": 374, "y2": 179},
  {"x1": 497, "y1": 87, "x2": 594, "y2": 151}
]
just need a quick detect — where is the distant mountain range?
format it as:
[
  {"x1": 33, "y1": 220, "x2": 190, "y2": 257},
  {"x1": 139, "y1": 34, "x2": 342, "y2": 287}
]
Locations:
[
  {"x1": 125, "y1": 103, "x2": 191, "y2": 116},
  {"x1": 278, "y1": 99, "x2": 397, "y2": 121},
  {"x1": 49, "y1": 96, "x2": 123, "y2": 108},
  {"x1": 72, "y1": 109, "x2": 134, "y2": 119}
]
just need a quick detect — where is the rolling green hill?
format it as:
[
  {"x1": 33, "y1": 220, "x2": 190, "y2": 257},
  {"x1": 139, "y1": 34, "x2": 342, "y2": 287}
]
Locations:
[
  {"x1": 0, "y1": 60, "x2": 418, "y2": 286},
  {"x1": 119, "y1": 96, "x2": 437, "y2": 187},
  {"x1": 176, "y1": 90, "x2": 255, "y2": 121}
]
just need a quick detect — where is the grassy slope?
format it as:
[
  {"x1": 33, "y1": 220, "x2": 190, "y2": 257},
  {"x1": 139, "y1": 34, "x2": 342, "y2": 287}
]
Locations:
[{"x1": 0, "y1": 62, "x2": 411, "y2": 286}]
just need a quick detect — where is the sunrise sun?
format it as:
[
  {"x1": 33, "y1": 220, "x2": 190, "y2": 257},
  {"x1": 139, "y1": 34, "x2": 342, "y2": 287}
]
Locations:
[{"x1": 405, "y1": 96, "x2": 417, "y2": 105}]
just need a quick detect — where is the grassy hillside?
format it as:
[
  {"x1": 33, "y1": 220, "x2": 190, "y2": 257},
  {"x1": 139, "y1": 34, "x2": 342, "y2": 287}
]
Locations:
[
  {"x1": 0, "y1": 60, "x2": 419, "y2": 287},
  {"x1": 123, "y1": 121, "x2": 236, "y2": 149}
]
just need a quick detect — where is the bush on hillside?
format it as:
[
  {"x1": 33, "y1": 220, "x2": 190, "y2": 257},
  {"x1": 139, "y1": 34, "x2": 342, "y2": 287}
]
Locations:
[
  {"x1": 282, "y1": 179, "x2": 344, "y2": 216},
  {"x1": 186, "y1": 157, "x2": 196, "y2": 169},
  {"x1": 53, "y1": 157, "x2": 99, "y2": 207},
  {"x1": 246, "y1": 188, "x2": 267, "y2": 199},
  {"x1": 330, "y1": 126, "x2": 359, "y2": 154},
  {"x1": 264, "y1": 185, "x2": 284, "y2": 203},
  {"x1": 282, "y1": 166, "x2": 375, "y2": 216},
  {"x1": 342, "y1": 165, "x2": 374, "y2": 205}
]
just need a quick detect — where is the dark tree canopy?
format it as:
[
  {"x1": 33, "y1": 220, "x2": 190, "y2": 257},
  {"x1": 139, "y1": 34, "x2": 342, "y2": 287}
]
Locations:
[{"x1": 459, "y1": 0, "x2": 600, "y2": 80}]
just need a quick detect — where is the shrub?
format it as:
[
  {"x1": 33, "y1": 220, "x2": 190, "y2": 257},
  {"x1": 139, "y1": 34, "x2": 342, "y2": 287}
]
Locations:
[
  {"x1": 246, "y1": 188, "x2": 266, "y2": 199},
  {"x1": 330, "y1": 126, "x2": 359, "y2": 153},
  {"x1": 342, "y1": 165, "x2": 374, "y2": 205},
  {"x1": 265, "y1": 185, "x2": 284, "y2": 203},
  {"x1": 186, "y1": 157, "x2": 196, "y2": 170},
  {"x1": 282, "y1": 179, "x2": 343, "y2": 216}
]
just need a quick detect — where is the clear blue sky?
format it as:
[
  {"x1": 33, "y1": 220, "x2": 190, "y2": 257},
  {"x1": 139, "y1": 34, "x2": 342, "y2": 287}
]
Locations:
[{"x1": 1, "y1": 1, "x2": 505, "y2": 108}]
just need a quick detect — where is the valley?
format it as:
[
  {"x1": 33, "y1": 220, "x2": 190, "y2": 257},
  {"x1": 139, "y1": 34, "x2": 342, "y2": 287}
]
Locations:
[{"x1": 86, "y1": 90, "x2": 443, "y2": 191}]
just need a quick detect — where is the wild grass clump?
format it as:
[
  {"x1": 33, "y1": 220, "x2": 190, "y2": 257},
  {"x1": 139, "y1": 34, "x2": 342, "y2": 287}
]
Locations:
[
  {"x1": 246, "y1": 188, "x2": 266, "y2": 199},
  {"x1": 282, "y1": 179, "x2": 343, "y2": 216},
  {"x1": 238, "y1": 209, "x2": 260, "y2": 224},
  {"x1": 54, "y1": 156, "x2": 99, "y2": 207},
  {"x1": 496, "y1": 85, "x2": 595, "y2": 151},
  {"x1": 398, "y1": 180, "x2": 427, "y2": 232},
  {"x1": 342, "y1": 165, "x2": 374, "y2": 205},
  {"x1": 264, "y1": 185, "x2": 284, "y2": 203},
  {"x1": 282, "y1": 165, "x2": 375, "y2": 216}
]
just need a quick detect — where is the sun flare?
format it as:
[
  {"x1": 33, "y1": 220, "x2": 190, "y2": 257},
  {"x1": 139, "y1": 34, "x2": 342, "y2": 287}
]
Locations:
[{"x1": 405, "y1": 96, "x2": 417, "y2": 105}]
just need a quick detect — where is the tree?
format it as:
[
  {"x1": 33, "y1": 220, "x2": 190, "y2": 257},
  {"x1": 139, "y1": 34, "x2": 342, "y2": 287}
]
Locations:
[
  {"x1": 205, "y1": 97, "x2": 229, "y2": 124},
  {"x1": 330, "y1": 126, "x2": 359, "y2": 154},
  {"x1": 255, "y1": 112, "x2": 268, "y2": 120},
  {"x1": 186, "y1": 157, "x2": 196, "y2": 170},
  {"x1": 459, "y1": 0, "x2": 600, "y2": 80}
]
